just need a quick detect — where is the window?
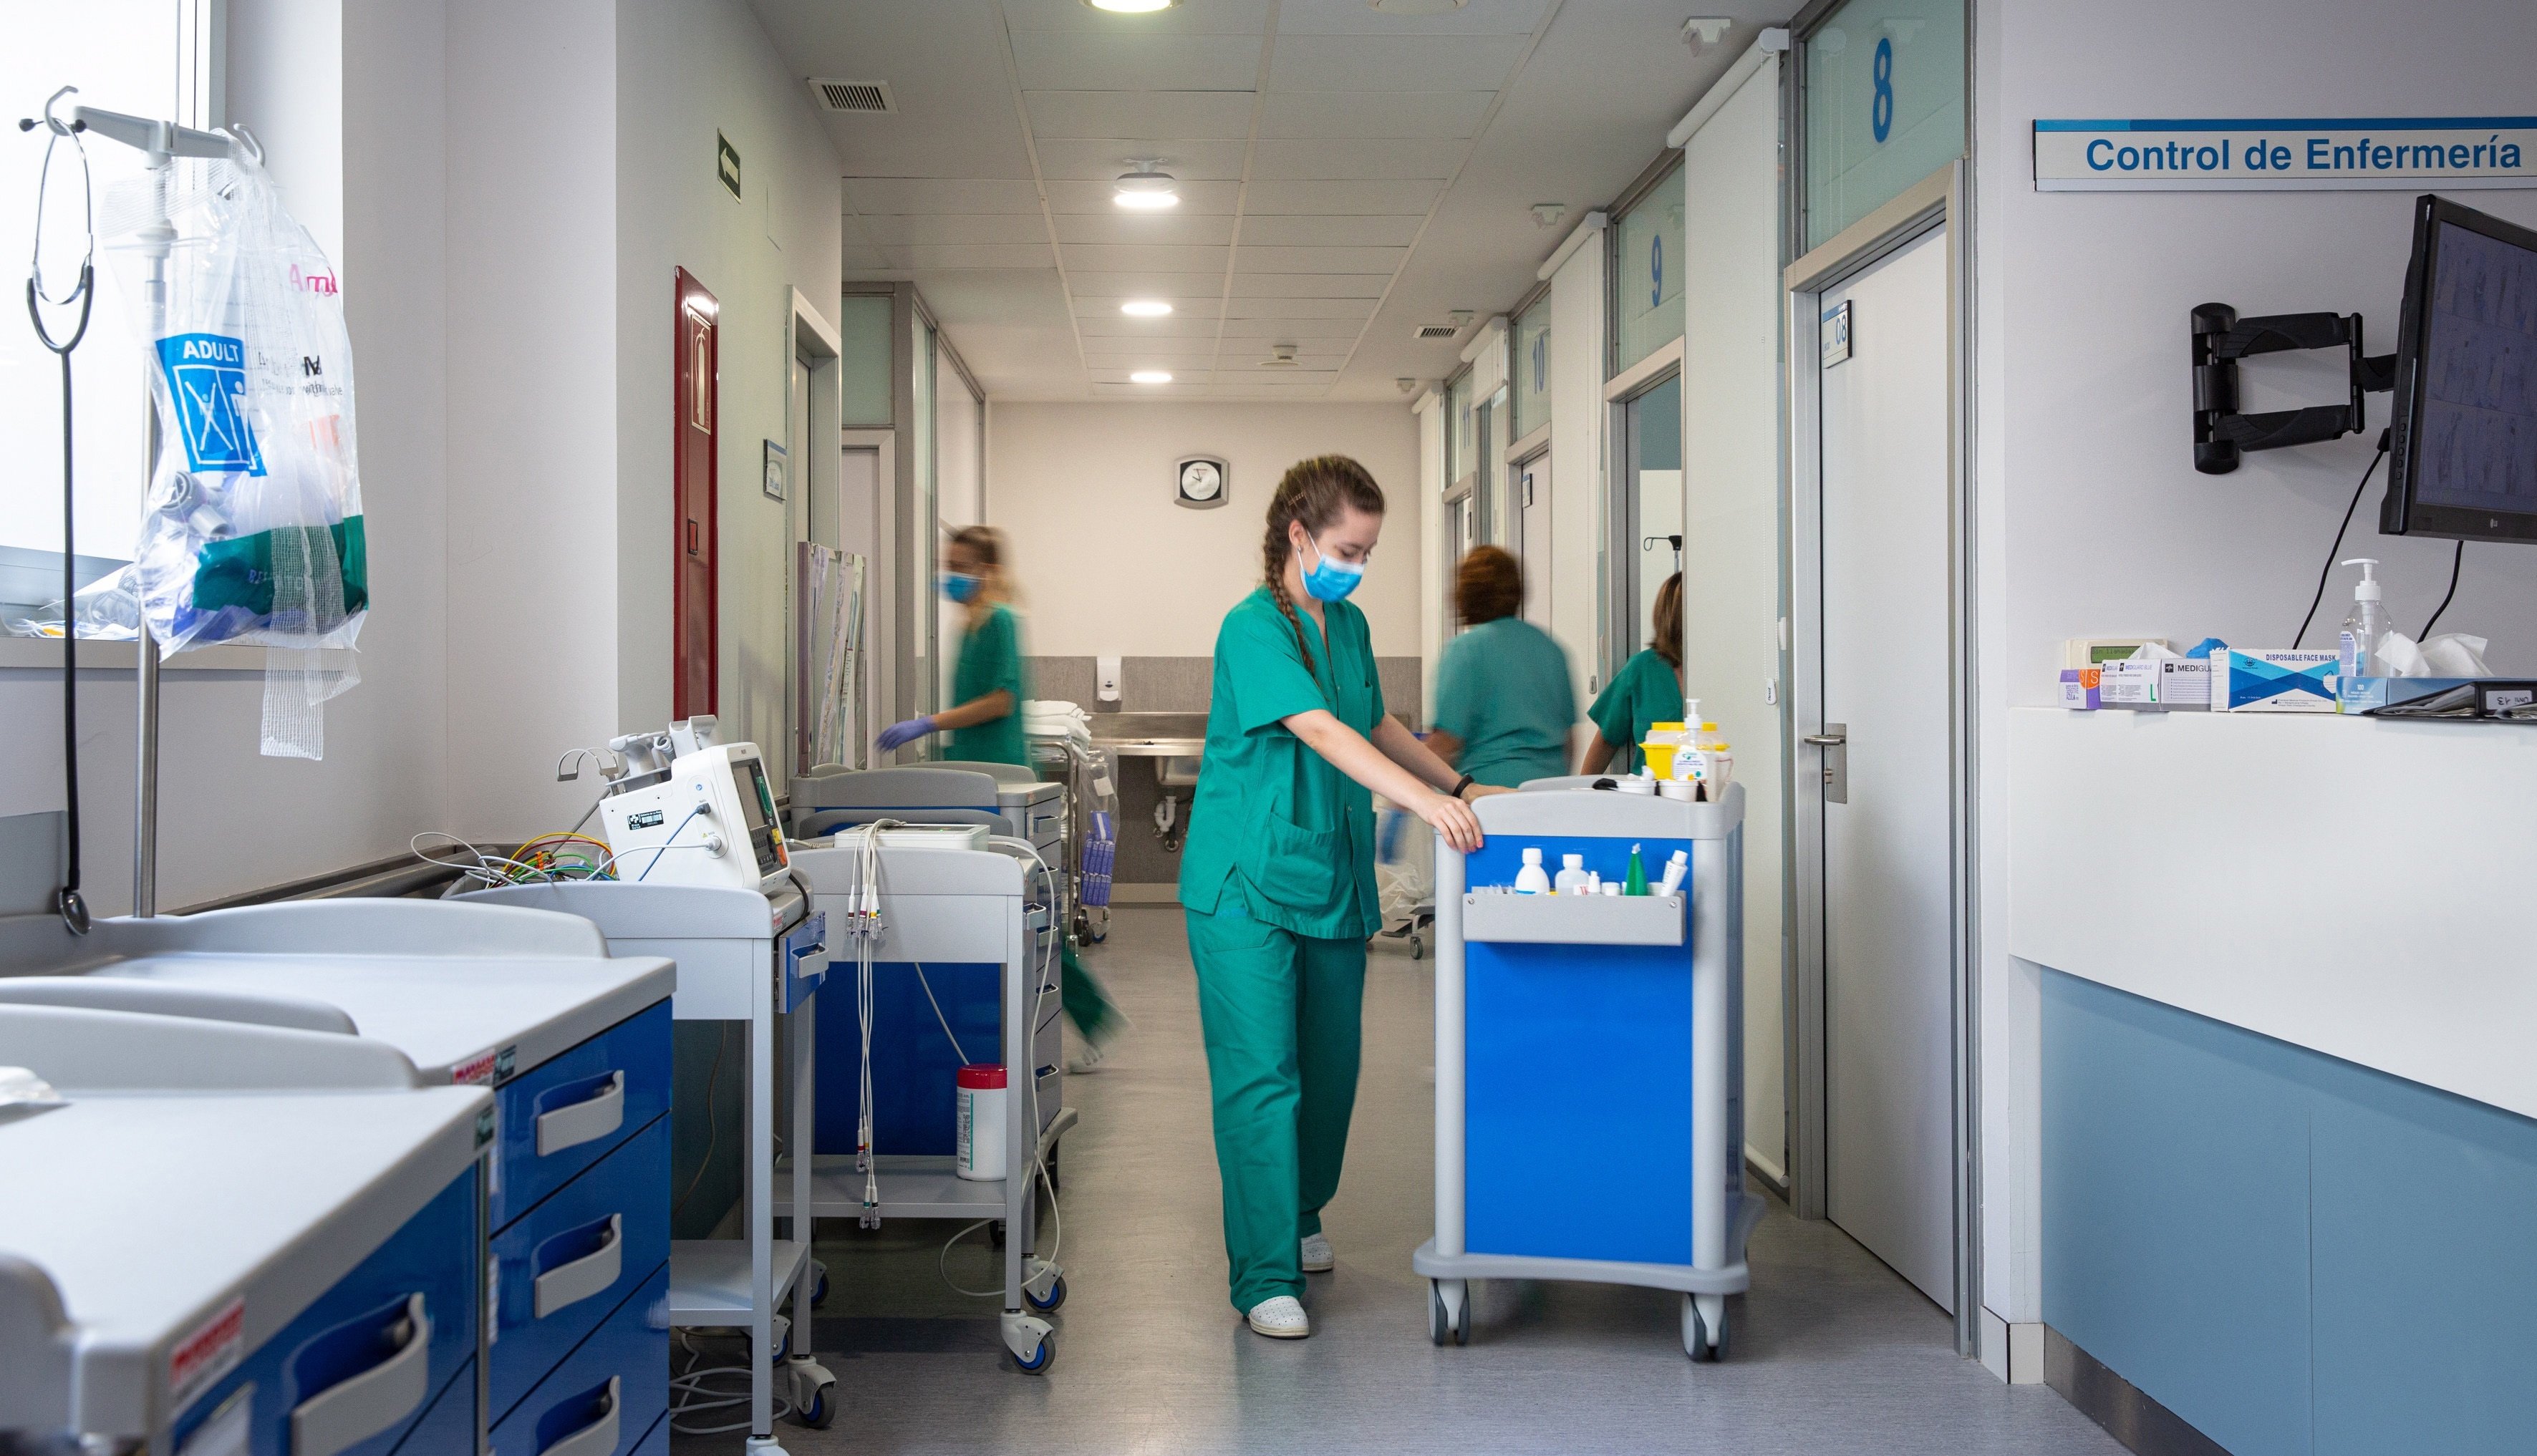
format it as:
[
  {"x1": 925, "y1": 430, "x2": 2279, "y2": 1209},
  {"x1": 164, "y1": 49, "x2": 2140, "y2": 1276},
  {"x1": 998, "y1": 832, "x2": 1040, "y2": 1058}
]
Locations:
[
  {"x1": 1446, "y1": 372, "x2": 1474, "y2": 491},
  {"x1": 1802, "y1": 0, "x2": 1965, "y2": 250},
  {"x1": 1510, "y1": 293, "x2": 1551, "y2": 441},
  {"x1": 1611, "y1": 162, "x2": 1685, "y2": 375},
  {"x1": 836, "y1": 293, "x2": 894, "y2": 427},
  {"x1": 2, "y1": 2, "x2": 187, "y2": 616}
]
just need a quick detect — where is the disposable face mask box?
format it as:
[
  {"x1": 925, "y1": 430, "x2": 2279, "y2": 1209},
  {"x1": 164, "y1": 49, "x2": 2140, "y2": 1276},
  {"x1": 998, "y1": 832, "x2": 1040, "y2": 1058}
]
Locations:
[{"x1": 2213, "y1": 649, "x2": 2339, "y2": 712}]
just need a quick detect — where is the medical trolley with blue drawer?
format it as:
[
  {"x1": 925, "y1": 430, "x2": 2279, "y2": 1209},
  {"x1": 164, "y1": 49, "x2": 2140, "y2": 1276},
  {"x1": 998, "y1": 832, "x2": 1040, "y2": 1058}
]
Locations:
[{"x1": 1414, "y1": 782, "x2": 1762, "y2": 1359}]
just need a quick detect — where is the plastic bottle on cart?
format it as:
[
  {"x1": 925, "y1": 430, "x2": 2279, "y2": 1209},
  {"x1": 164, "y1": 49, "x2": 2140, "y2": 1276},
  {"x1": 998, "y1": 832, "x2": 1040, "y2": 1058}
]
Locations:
[
  {"x1": 1658, "y1": 849, "x2": 1689, "y2": 896},
  {"x1": 955, "y1": 1064, "x2": 1007, "y2": 1181},
  {"x1": 1623, "y1": 844, "x2": 1648, "y2": 896},
  {"x1": 1514, "y1": 847, "x2": 1551, "y2": 895},
  {"x1": 1553, "y1": 854, "x2": 1589, "y2": 895},
  {"x1": 2338, "y1": 558, "x2": 2389, "y2": 681}
]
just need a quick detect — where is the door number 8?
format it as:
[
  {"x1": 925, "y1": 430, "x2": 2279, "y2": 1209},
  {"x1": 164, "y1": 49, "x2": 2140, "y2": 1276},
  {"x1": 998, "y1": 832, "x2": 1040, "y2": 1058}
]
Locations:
[{"x1": 1870, "y1": 37, "x2": 1893, "y2": 142}]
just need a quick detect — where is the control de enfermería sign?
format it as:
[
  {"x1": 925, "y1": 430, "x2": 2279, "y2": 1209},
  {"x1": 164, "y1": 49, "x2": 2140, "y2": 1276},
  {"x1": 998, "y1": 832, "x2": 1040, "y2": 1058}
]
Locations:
[{"x1": 2034, "y1": 117, "x2": 2537, "y2": 190}]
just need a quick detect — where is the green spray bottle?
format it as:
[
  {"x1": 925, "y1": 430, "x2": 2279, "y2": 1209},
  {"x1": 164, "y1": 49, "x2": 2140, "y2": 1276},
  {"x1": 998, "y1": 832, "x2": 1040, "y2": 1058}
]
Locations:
[{"x1": 1623, "y1": 843, "x2": 1648, "y2": 896}]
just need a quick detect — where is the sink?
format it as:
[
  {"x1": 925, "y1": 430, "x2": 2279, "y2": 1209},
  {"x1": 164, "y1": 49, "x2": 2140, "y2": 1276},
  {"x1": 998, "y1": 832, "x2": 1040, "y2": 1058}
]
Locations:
[{"x1": 1086, "y1": 712, "x2": 1209, "y2": 754}]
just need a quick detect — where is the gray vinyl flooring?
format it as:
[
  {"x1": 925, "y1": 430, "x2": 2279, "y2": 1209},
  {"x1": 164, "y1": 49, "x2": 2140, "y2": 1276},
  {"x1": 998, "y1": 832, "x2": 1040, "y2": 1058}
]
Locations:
[{"x1": 681, "y1": 906, "x2": 2125, "y2": 1456}]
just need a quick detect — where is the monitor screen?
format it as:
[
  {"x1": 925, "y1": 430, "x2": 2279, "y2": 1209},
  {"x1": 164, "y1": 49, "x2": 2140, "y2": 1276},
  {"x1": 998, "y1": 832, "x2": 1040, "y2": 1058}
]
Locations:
[
  {"x1": 2386, "y1": 198, "x2": 2537, "y2": 542},
  {"x1": 730, "y1": 757, "x2": 786, "y2": 876}
]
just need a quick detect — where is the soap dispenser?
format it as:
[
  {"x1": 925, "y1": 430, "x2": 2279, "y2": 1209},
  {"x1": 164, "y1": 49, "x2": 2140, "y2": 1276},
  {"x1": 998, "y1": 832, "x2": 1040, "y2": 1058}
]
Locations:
[{"x1": 2338, "y1": 558, "x2": 2389, "y2": 681}]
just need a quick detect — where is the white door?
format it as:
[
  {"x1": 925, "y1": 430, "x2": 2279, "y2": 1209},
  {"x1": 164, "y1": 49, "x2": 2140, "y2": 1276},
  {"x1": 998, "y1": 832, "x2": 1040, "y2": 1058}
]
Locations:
[
  {"x1": 1817, "y1": 225, "x2": 1955, "y2": 1312},
  {"x1": 1517, "y1": 454, "x2": 1551, "y2": 626}
]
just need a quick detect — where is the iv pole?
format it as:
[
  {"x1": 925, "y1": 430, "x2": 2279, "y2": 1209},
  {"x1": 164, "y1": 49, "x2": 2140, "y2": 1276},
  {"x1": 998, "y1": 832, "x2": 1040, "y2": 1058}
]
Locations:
[{"x1": 58, "y1": 102, "x2": 239, "y2": 917}]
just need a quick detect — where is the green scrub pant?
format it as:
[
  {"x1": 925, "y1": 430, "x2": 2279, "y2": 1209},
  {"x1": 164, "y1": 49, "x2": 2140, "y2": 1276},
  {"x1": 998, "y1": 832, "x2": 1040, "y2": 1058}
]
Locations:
[
  {"x1": 1060, "y1": 943, "x2": 1119, "y2": 1044},
  {"x1": 1183, "y1": 890, "x2": 1367, "y2": 1311}
]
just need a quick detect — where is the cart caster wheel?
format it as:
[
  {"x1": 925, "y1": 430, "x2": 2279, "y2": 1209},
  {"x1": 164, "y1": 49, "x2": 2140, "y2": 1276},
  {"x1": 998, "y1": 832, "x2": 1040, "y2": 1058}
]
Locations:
[
  {"x1": 809, "y1": 1261, "x2": 829, "y2": 1307},
  {"x1": 1001, "y1": 1312, "x2": 1055, "y2": 1373},
  {"x1": 1024, "y1": 1275, "x2": 1068, "y2": 1313},
  {"x1": 783, "y1": 1359, "x2": 837, "y2": 1428},
  {"x1": 1409, "y1": 934, "x2": 1425, "y2": 961},
  {"x1": 989, "y1": 1220, "x2": 1006, "y2": 1249},
  {"x1": 1429, "y1": 1280, "x2": 1469, "y2": 1346},
  {"x1": 1683, "y1": 1295, "x2": 1726, "y2": 1362},
  {"x1": 743, "y1": 1439, "x2": 789, "y2": 1456}
]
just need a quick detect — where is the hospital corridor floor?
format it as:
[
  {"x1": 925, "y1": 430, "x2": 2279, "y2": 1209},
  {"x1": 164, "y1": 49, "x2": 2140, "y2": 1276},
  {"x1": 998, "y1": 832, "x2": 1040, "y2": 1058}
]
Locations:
[{"x1": 695, "y1": 908, "x2": 2122, "y2": 1456}]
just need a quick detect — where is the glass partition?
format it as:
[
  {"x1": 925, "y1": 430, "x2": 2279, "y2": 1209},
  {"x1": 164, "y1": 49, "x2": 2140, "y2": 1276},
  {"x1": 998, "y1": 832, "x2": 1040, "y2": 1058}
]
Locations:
[
  {"x1": 837, "y1": 293, "x2": 894, "y2": 427},
  {"x1": 1803, "y1": 0, "x2": 1965, "y2": 251},
  {"x1": 1446, "y1": 372, "x2": 1475, "y2": 489},
  {"x1": 1612, "y1": 163, "x2": 1686, "y2": 374},
  {"x1": 1511, "y1": 295, "x2": 1551, "y2": 441}
]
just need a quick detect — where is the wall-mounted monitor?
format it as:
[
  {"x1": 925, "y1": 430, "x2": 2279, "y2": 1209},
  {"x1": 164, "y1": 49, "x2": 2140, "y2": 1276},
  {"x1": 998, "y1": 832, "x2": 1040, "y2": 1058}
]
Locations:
[{"x1": 2382, "y1": 195, "x2": 2537, "y2": 543}]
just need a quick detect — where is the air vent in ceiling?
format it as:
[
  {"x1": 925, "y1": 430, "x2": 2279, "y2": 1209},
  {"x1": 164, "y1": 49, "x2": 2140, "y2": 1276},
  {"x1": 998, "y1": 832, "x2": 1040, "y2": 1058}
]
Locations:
[
  {"x1": 1259, "y1": 344, "x2": 1300, "y2": 368},
  {"x1": 1414, "y1": 324, "x2": 1462, "y2": 340},
  {"x1": 810, "y1": 79, "x2": 895, "y2": 114}
]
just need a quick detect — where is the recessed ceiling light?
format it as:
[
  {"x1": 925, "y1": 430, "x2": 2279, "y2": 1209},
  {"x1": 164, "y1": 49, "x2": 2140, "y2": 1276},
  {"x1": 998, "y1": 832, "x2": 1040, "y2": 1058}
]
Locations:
[
  {"x1": 1086, "y1": 0, "x2": 1177, "y2": 10},
  {"x1": 1129, "y1": 370, "x2": 1174, "y2": 384},
  {"x1": 1113, "y1": 168, "x2": 1179, "y2": 210},
  {"x1": 1367, "y1": 0, "x2": 1466, "y2": 14},
  {"x1": 1120, "y1": 300, "x2": 1174, "y2": 317}
]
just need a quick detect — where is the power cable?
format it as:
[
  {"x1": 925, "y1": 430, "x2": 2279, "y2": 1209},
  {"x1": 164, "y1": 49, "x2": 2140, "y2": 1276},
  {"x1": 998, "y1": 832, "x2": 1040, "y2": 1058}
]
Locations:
[
  {"x1": 2292, "y1": 442, "x2": 2387, "y2": 651},
  {"x1": 2421, "y1": 540, "x2": 2465, "y2": 639}
]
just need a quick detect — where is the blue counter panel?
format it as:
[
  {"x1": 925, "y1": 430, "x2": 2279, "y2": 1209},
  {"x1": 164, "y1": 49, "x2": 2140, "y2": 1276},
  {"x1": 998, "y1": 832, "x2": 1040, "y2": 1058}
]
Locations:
[
  {"x1": 2043, "y1": 969, "x2": 2537, "y2": 1455},
  {"x1": 813, "y1": 961, "x2": 1002, "y2": 1157}
]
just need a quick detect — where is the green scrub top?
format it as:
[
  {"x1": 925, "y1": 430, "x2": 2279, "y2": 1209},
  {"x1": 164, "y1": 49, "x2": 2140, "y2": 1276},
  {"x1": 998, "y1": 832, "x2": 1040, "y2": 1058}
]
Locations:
[
  {"x1": 1433, "y1": 616, "x2": 1576, "y2": 788},
  {"x1": 1179, "y1": 588, "x2": 1385, "y2": 941},
  {"x1": 1588, "y1": 648, "x2": 1683, "y2": 775},
  {"x1": 946, "y1": 603, "x2": 1030, "y2": 767}
]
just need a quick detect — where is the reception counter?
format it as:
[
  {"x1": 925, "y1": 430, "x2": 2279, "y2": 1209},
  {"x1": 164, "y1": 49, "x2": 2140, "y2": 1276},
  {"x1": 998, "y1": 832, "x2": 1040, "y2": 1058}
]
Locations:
[{"x1": 2010, "y1": 706, "x2": 2537, "y2": 1455}]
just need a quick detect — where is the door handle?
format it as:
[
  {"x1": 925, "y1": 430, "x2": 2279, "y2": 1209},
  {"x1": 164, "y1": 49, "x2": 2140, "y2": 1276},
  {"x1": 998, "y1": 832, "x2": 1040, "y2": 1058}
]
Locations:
[{"x1": 1812, "y1": 723, "x2": 1850, "y2": 804}]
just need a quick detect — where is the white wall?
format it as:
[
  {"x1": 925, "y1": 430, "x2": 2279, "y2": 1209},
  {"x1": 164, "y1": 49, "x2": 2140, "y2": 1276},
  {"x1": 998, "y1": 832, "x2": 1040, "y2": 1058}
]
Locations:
[
  {"x1": 617, "y1": 0, "x2": 845, "y2": 799},
  {"x1": 985, "y1": 403, "x2": 1424, "y2": 660},
  {"x1": 1681, "y1": 56, "x2": 1787, "y2": 1183},
  {"x1": 1548, "y1": 224, "x2": 1607, "y2": 714},
  {"x1": 1972, "y1": 0, "x2": 2537, "y2": 1337}
]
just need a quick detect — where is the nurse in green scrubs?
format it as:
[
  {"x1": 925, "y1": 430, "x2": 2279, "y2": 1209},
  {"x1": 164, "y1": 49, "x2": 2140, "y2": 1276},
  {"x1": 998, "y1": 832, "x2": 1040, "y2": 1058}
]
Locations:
[
  {"x1": 1580, "y1": 571, "x2": 1686, "y2": 776},
  {"x1": 1180, "y1": 455, "x2": 1498, "y2": 1341},
  {"x1": 1429, "y1": 545, "x2": 1577, "y2": 788},
  {"x1": 875, "y1": 526, "x2": 1124, "y2": 1054}
]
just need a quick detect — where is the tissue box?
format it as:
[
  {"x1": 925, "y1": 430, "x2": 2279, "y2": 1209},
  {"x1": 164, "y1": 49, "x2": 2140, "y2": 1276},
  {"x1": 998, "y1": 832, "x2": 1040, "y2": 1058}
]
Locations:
[
  {"x1": 2336, "y1": 676, "x2": 2475, "y2": 714},
  {"x1": 2058, "y1": 666, "x2": 2100, "y2": 710},
  {"x1": 2213, "y1": 649, "x2": 2339, "y2": 712},
  {"x1": 2158, "y1": 659, "x2": 2212, "y2": 709}
]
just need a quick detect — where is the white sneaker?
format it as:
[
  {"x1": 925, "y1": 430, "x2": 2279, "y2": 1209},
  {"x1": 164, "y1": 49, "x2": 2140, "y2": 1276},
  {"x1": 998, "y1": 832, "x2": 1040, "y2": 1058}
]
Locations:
[
  {"x1": 1068, "y1": 1041, "x2": 1104, "y2": 1074},
  {"x1": 1299, "y1": 1233, "x2": 1334, "y2": 1273},
  {"x1": 1247, "y1": 1295, "x2": 1310, "y2": 1339}
]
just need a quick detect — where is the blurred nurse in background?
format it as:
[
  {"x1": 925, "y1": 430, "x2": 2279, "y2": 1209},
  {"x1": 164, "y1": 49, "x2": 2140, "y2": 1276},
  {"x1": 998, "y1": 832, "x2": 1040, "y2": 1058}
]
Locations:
[
  {"x1": 1427, "y1": 546, "x2": 1575, "y2": 789},
  {"x1": 1579, "y1": 570, "x2": 1683, "y2": 777}
]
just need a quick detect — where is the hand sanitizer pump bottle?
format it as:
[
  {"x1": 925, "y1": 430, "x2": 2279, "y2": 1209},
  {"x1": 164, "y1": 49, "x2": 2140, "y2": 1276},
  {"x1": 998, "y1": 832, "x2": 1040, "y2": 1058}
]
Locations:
[{"x1": 2339, "y1": 558, "x2": 2389, "y2": 681}]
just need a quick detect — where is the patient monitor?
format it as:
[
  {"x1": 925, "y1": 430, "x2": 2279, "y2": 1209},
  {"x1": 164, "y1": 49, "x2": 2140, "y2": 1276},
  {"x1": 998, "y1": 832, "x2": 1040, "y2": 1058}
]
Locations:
[{"x1": 598, "y1": 739, "x2": 794, "y2": 893}]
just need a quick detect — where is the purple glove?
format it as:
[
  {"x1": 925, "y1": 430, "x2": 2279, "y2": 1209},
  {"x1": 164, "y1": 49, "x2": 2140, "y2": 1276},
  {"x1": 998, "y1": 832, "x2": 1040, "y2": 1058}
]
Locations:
[{"x1": 876, "y1": 716, "x2": 936, "y2": 752}]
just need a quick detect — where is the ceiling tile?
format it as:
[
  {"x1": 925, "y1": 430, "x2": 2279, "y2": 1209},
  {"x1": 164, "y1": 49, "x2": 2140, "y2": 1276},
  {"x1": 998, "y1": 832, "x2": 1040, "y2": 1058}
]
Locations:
[
  {"x1": 883, "y1": 243, "x2": 1059, "y2": 269},
  {"x1": 1055, "y1": 211, "x2": 1238, "y2": 246},
  {"x1": 1229, "y1": 272, "x2": 1391, "y2": 299},
  {"x1": 858, "y1": 213, "x2": 1052, "y2": 246},
  {"x1": 1076, "y1": 314, "x2": 1224, "y2": 339},
  {"x1": 1059, "y1": 243, "x2": 1232, "y2": 273},
  {"x1": 1225, "y1": 296, "x2": 1379, "y2": 321},
  {"x1": 1083, "y1": 351, "x2": 1223, "y2": 369},
  {"x1": 1010, "y1": 30, "x2": 1264, "y2": 91},
  {"x1": 1237, "y1": 213, "x2": 1426, "y2": 246},
  {"x1": 1214, "y1": 329, "x2": 1361, "y2": 349},
  {"x1": 1068, "y1": 271, "x2": 1230, "y2": 301},
  {"x1": 899, "y1": 270, "x2": 1077, "y2": 327},
  {"x1": 1032, "y1": 137, "x2": 1251, "y2": 182},
  {"x1": 1234, "y1": 246, "x2": 1407, "y2": 274},
  {"x1": 1276, "y1": 0, "x2": 1550, "y2": 34},
  {"x1": 1242, "y1": 179, "x2": 1444, "y2": 215},
  {"x1": 1043, "y1": 179, "x2": 1243, "y2": 215},
  {"x1": 841, "y1": 243, "x2": 890, "y2": 271},
  {"x1": 1024, "y1": 91, "x2": 1257, "y2": 140},
  {"x1": 1247, "y1": 138, "x2": 1464, "y2": 180},
  {"x1": 844, "y1": 178, "x2": 1042, "y2": 215},
  {"x1": 1256, "y1": 91, "x2": 1494, "y2": 140},
  {"x1": 1004, "y1": 0, "x2": 1274, "y2": 34},
  {"x1": 1267, "y1": 34, "x2": 1529, "y2": 92}
]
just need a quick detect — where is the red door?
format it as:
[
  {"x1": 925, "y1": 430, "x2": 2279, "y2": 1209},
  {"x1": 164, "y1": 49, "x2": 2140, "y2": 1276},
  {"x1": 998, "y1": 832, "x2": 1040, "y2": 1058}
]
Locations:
[{"x1": 674, "y1": 269, "x2": 717, "y2": 717}]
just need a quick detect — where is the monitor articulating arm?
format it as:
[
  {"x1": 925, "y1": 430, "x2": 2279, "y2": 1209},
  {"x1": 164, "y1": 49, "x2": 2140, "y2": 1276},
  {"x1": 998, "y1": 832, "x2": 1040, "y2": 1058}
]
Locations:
[{"x1": 2190, "y1": 304, "x2": 2398, "y2": 475}]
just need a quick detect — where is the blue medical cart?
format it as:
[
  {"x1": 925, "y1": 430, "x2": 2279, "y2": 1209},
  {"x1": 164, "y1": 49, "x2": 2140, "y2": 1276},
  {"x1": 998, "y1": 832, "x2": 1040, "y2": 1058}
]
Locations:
[
  {"x1": 1414, "y1": 782, "x2": 1762, "y2": 1359},
  {"x1": 0, "y1": 1004, "x2": 489, "y2": 1456}
]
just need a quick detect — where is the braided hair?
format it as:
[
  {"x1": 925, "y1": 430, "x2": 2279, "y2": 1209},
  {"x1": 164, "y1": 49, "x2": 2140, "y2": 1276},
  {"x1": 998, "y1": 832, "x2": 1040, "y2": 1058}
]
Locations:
[{"x1": 1261, "y1": 455, "x2": 1386, "y2": 672}]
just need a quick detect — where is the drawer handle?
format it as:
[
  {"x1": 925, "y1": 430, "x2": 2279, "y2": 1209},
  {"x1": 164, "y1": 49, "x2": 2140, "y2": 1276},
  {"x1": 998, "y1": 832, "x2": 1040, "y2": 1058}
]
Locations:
[
  {"x1": 533, "y1": 1214, "x2": 623, "y2": 1319},
  {"x1": 536, "y1": 1072, "x2": 625, "y2": 1157},
  {"x1": 290, "y1": 1294, "x2": 430, "y2": 1456},
  {"x1": 538, "y1": 1377, "x2": 619, "y2": 1456}
]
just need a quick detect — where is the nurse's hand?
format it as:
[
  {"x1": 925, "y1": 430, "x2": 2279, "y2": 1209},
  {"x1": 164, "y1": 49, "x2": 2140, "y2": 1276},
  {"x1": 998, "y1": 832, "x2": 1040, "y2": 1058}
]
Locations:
[
  {"x1": 1416, "y1": 789, "x2": 1484, "y2": 853},
  {"x1": 875, "y1": 716, "x2": 936, "y2": 752}
]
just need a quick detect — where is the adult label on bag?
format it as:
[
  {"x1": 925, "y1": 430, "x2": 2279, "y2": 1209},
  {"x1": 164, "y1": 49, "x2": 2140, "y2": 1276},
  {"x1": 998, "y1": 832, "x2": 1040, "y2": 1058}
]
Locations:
[{"x1": 154, "y1": 333, "x2": 267, "y2": 477}]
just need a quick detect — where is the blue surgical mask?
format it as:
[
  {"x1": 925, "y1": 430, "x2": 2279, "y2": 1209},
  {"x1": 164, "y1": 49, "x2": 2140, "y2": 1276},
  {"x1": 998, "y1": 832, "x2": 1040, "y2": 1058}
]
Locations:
[
  {"x1": 940, "y1": 572, "x2": 981, "y2": 605},
  {"x1": 1299, "y1": 535, "x2": 1366, "y2": 603}
]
